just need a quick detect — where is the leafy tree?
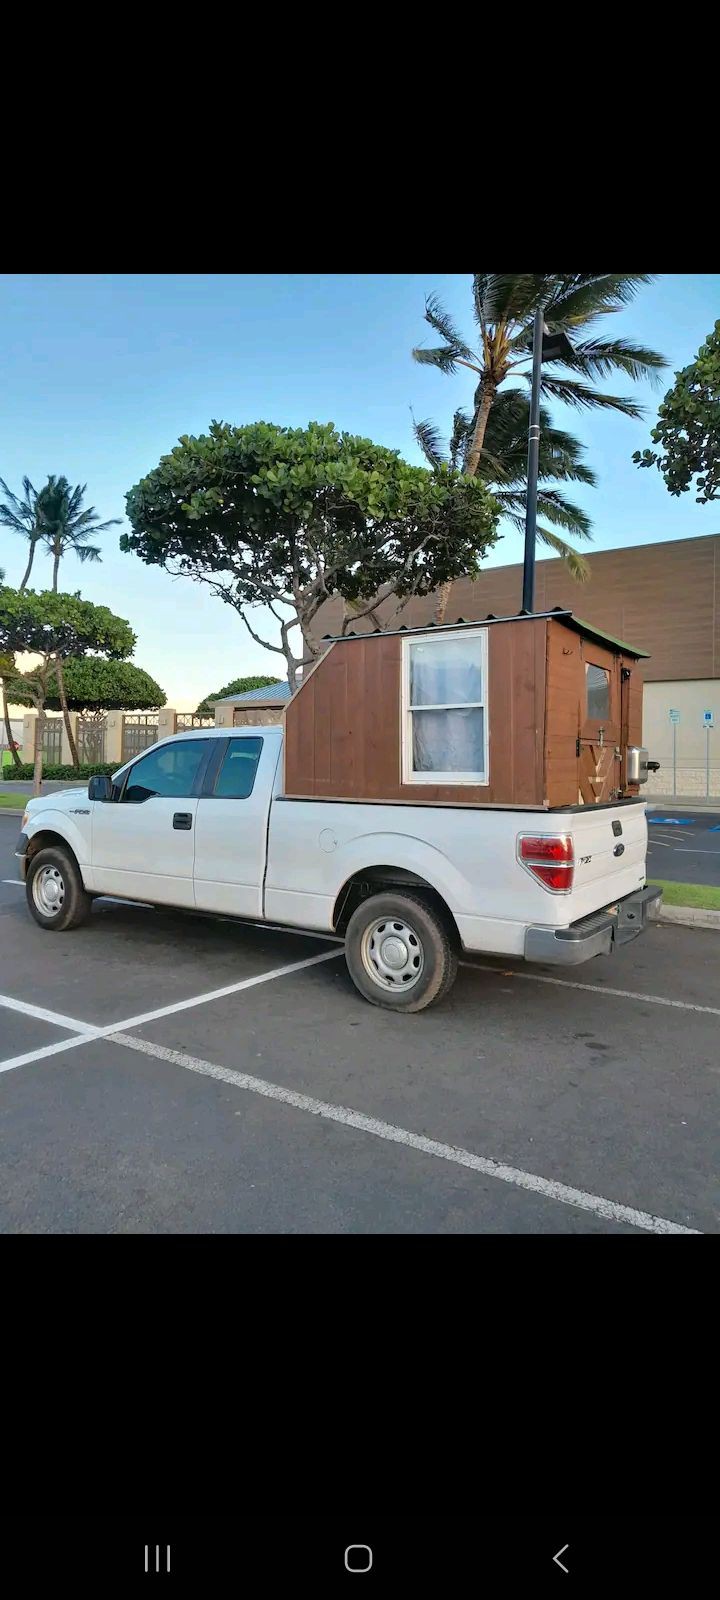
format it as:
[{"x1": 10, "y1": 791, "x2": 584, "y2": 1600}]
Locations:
[
  {"x1": 412, "y1": 274, "x2": 666, "y2": 613},
  {"x1": 0, "y1": 588, "x2": 134, "y2": 794},
  {"x1": 196, "y1": 674, "x2": 279, "y2": 716},
  {"x1": 122, "y1": 420, "x2": 500, "y2": 690},
  {"x1": 633, "y1": 321, "x2": 720, "y2": 503},
  {"x1": 42, "y1": 659, "x2": 166, "y2": 718}
]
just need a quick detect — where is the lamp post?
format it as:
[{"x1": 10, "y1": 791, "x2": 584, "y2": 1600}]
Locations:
[{"x1": 521, "y1": 310, "x2": 576, "y2": 613}]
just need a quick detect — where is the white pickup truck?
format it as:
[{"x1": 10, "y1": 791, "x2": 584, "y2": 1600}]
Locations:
[{"x1": 16, "y1": 726, "x2": 661, "y2": 1012}]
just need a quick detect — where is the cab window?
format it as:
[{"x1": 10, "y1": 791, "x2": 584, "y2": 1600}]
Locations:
[
  {"x1": 122, "y1": 739, "x2": 208, "y2": 804},
  {"x1": 212, "y1": 738, "x2": 263, "y2": 799}
]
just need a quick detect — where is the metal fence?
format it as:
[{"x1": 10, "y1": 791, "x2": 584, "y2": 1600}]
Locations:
[
  {"x1": 41, "y1": 719, "x2": 63, "y2": 763},
  {"x1": 176, "y1": 714, "x2": 215, "y2": 731},
  {"x1": 77, "y1": 717, "x2": 107, "y2": 765},
  {"x1": 122, "y1": 714, "x2": 159, "y2": 761}
]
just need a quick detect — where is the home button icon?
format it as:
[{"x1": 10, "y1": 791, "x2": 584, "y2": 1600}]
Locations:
[{"x1": 345, "y1": 1545, "x2": 373, "y2": 1573}]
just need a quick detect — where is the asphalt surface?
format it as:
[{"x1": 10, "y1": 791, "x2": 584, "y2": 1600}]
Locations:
[
  {"x1": 0, "y1": 812, "x2": 717, "y2": 1234},
  {"x1": 647, "y1": 808, "x2": 720, "y2": 887}
]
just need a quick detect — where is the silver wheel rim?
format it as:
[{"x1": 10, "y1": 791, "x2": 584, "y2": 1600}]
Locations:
[
  {"x1": 360, "y1": 916, "x2": 425, "y2": 993},
  {"x1": 32, "y1": 864, "x2": 66, "y2": 917}
]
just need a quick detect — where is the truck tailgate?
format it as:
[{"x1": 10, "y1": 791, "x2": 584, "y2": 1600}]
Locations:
[{"x1": 568, "y1": 803, "x2": 647, "y2": 920}]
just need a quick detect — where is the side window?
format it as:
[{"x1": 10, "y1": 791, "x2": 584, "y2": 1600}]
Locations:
[
  {"x1": 586, "y1": 663, "x2": 610, "y2": 720},
  {"x1": 403, "y1": 629, "x2": 488, "y2": 783},
  {"x1": 122, "y1": 739, "x2": 208, "y2": 804},
  {"x1": 212, "y1": 738, "x2": 263, "y2": 799}
]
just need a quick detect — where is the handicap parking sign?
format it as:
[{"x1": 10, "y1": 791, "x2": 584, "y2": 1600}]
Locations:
[{"x1": 703, "y1": 709, "x2": 714, "y2": 727}]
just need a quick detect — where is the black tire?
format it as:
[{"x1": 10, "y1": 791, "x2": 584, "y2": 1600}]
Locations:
[
  {"x1": 344, "y1": 891, "x2": 458, "y2": 1013},
  {"x1": 25, "y1": 845, "x2": 92, "y2": 932}
]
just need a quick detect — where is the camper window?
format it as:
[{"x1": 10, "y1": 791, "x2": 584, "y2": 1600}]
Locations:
[
  {"x1": 586, "y1": 662, "x2": 610, "y2": 720},
  {"x1": 402, "y1": 629, "x2": 489, "y2": 784}
]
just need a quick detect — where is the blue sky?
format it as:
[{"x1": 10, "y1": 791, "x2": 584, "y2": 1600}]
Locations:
[{"x1": 1, "y1": 273, "x2": 718, "y2": 707}]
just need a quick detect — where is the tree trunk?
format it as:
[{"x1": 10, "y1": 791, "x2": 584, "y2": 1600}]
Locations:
[
  {"x1": 33, "y1": 707, "x2": 45, "y2": 796},
  {"x1": 52, "y1": 547, "x2": 61, "y2": 591},
  {"x1": 19, "y1": 538, "x2": 37, "y2": 592},
  {"x1": 55, "y1": 655, "x2": 79, "y2": 767},
  {"x1": 463, "y1": 379, "x2": 496, "y2": 478},
  {"x1": 2, "y1": 681, "x2": 22, "y2": 768},
  {"x1": 431, "y1": 379, "x2": 496, "y2": 628},
  {"x1": 433, "y1": 581, "x2": 453, "y2": 627}
]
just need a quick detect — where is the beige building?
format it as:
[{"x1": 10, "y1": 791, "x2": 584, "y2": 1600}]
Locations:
[{"x1": 212, "y1": 683, "x2": 291, "y2": 727}]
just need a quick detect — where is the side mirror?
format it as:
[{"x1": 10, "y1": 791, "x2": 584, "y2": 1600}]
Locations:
[{"x1": 88, "y1": 774, "x2": 113, "y2": 802}]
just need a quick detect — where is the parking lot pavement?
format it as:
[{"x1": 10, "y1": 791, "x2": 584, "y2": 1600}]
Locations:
[
  {"x1": 647, "y1": 808, "x2": 720, "y2": 887},
  {"x1": 0, "y1": 814, "x2": 717, "y2": 1234}
]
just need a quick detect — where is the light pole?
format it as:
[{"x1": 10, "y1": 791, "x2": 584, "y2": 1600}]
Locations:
[{"x1": 521, "y1": 310, "x2": 576, "y2": 614}]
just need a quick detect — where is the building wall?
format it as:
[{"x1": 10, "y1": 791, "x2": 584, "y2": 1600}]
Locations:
[
  {"x1": 643, "y1": 680, "x2": 720, "y2": 797},
  {"x1": 313, "y1": 534, "x2": 720, "y2": 686},
  {"x1": 232, "y1": 707, "x2": 285, "y2": 727}
]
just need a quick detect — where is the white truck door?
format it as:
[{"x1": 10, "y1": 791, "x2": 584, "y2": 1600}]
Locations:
[
  {"x1": 193, "y1": 734, "x2": 279, "y2": 919},
  {"x1": 90, "y1": 737, "x2": 212, "y2": 906}
]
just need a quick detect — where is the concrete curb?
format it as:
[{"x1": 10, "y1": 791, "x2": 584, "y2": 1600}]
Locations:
[{"x1": 657, "y1": 905, "x2": 720, "y2": 931}]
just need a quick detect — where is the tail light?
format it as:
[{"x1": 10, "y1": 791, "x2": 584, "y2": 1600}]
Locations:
[{"x1": 517, "y1": 833, "x2": 574, "y2": 893}]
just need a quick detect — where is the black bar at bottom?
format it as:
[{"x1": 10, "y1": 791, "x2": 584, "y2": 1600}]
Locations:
[{"x1": 1, "y1": 1518, "x2": 710, "y2": 1589}]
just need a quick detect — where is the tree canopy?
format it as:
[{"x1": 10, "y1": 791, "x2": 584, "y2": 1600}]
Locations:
[
  {"x1": 0, "y1": 586, "x2": 135, "y2": 792},
  {"x1": 633, "y1": 321, "x2": 720, "y2": 503},
  {"x1": 122, "y1": 420, "x2": 500, "y2": 688},
  {"x1": 0, "y1": 587, "x2": 135, "y2": 664},
  {"x1": 196, "y1": 674, "x2": 279, "y2": 716},
  {"x1": 412, "y1": 273, "x2": 666, "y2": 585},
  {"x1": 42, "y1": 658, "x2": 166, "y2": 715}
]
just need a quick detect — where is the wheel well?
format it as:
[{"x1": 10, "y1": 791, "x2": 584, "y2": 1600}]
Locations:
[
  {"x1": 332, "y1": 866, "x2": 460, "y2": 947},
  {"x1": 26, "y1": 830, "x2": 80, "y2": 872}
]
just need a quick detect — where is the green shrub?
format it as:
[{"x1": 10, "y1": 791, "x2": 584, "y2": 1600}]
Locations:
[{"x1": 2, "y1": 761, "x2": 118, "y2": 782}]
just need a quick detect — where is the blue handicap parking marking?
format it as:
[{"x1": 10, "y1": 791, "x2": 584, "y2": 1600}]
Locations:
[
  {"x1": 710, "y1": 825, "x2": 720, "y2": 832},
  {"x1": 648, "y1": 817, "x2": 693, "y2": 826}
]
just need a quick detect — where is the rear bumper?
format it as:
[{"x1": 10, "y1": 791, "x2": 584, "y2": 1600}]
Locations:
[{"x1": 525, "y1": 884, "x2": 663, "y2": 967}]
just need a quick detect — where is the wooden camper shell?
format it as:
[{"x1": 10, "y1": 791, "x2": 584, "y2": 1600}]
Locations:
[{"x1": 282, "y1": 610, "x2": 649, "y2": 810}]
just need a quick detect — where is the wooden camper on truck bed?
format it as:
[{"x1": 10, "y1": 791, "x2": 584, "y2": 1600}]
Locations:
[{"x1": 283, "y1": 609, "x2": 654, "y2": 810}]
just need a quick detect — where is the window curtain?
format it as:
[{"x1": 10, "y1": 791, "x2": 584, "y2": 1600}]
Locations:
[{"x1": 412, "y1": 707, "x2": 485, "y2": 773}]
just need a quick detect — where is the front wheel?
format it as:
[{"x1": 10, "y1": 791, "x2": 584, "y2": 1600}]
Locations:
[
  {"x1": 26, "y1": 846, "x2": 92, "y2": 932},
  {"x1": 344, "y1": 891, "x2": 458, "y2": 1013}
]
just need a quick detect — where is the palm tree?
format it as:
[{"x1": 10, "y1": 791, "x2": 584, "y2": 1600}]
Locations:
[
  {"x1": 37, "y1": 476, "x2": 120, "y2": 766},
  {"x1": 0, "y1": 475, "x2": 43, "y2": 589},
  {"x1": 0, "y1": 477, "x2": 43, "y2": 764},
  {"x1": 413, "y1": 274, "x2": 666, "y2": 615},
  {"x1": 37, "y1": 475, "x2": 119, "y2": 591}
]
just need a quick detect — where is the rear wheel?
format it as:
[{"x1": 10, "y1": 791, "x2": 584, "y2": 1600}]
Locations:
[
  {"x1": 344, "y1": 891, "x2": 458, "y2": 1012},
  {"x1": 26, "y1": 846, "x2": 92, "y2": 932}
]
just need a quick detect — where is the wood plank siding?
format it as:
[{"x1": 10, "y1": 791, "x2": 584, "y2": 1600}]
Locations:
[{"x1": 284, "y1": 619, "x2": 548, "y2": 807}]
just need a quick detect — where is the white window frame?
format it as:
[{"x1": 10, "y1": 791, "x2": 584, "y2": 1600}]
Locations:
[{"x1": 401, "y1": 627, "x2": 490, "y2": 785}]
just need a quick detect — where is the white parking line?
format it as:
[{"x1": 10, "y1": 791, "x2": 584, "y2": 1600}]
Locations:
[
  {"x1": 110, "y1": 1032, "x2": 699, "y2": 1235},
  {"x1": 2, "y1": 879, "x2": 23, "y2": 886},
  {"x1": 0, "y1": 949, "x2": 343, "y2": 1074},
  {"x1": 0, "y1": 1033, "x2": 102, "y2": 1075},
  {"x1": 462, "y1": 964, "x2": 720, "y2": 1018},
  {"x1": 0, "y1": 993, "x2": 98, "y2": 1033}
]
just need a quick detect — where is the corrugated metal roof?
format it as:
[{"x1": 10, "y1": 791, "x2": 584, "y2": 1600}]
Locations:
[
  {"x1": 214, "y1": 681, "x2": 291, "y2": 704},
  {"x1": 325, "y1": 611, "x2": 650, "y2": 658}
]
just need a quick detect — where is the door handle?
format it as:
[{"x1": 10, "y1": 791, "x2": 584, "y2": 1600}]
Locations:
[{"x1": 173, "y1": 812, "x2": 193, "y2": 830}]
